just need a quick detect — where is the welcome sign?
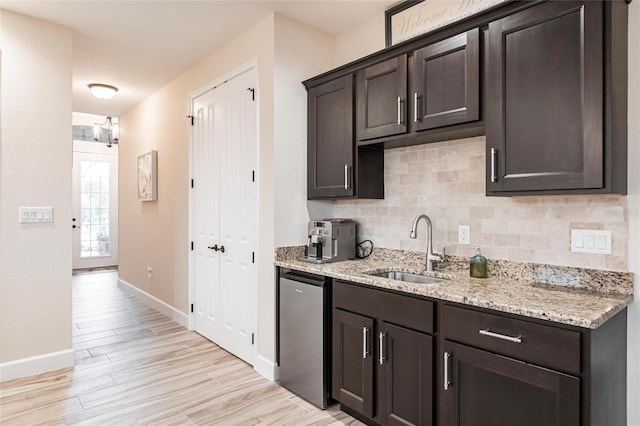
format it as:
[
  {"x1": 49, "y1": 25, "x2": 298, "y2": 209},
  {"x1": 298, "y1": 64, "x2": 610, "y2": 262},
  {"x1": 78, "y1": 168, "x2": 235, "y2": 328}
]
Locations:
[{"x1": 387, "y1": 0, "x2": 508, "y2": 46}]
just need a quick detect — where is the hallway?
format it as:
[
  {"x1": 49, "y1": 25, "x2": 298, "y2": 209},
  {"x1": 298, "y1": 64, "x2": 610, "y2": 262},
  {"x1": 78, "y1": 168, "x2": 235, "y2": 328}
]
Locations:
[{"x1": 0, "y1": 271, "x2": 362, "y2": 425}]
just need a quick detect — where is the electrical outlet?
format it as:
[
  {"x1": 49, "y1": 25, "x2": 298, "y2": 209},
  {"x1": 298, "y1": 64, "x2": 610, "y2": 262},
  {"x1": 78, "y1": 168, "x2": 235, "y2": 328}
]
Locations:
[{"x1": 458, "y1": 225, "x2": 470, "y2": 245}]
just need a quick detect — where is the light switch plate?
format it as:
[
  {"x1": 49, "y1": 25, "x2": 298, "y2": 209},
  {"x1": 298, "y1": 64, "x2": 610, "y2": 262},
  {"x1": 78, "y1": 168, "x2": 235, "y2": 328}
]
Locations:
[
  {"x1": 571, "y1": 229, "x2": 611, "y2": 254},
  {"x1": 19, "y1": 207, "x2": 54, "y2": 223}
]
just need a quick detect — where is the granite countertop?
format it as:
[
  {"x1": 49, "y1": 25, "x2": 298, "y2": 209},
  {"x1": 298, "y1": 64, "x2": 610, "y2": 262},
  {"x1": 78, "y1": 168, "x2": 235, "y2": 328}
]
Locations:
[{"x1": 274, "y1": 248, "x2": 633, "y2": 329}]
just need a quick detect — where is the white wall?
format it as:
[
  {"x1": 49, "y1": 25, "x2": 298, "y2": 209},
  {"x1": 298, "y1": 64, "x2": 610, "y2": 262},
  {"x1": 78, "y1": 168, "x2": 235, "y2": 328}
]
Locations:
[
  {"x1": 0, "y1": 10, "x2": 74, "y2": 380},
  {"x1": 273, "y1": 14, "x2": 335, "y2": 247},
  {"x1": 626, "y1": 1, "x2": 639, "y2": 422}
]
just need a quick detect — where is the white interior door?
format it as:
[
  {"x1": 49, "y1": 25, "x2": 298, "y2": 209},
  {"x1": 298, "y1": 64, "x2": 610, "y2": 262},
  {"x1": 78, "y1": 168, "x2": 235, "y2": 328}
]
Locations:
[
  {"x1": 191, "y1": 67, "x2": 258, "y2": 365},
  {"x1": 72, "y1": 151, "x2": 118, "y2": 269}
]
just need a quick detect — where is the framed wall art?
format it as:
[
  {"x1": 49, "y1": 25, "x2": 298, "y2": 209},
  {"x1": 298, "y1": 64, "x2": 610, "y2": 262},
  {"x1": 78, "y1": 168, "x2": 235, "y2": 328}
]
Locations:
[{"x1": 137, "y1": 150, "x2": 157, "y2": 201}]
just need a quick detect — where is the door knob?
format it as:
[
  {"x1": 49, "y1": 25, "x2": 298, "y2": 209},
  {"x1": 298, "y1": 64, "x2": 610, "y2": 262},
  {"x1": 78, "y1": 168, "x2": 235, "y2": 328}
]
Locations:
[
  {"x1": 219, "y1": 245, "x2": 225, "y2": 253},
  {"x1": 72, "y1": 225, "x2": 77, "y2": 229},
  {"x1": 207, "y1": 245, "x2": 218, "y2": 251}
]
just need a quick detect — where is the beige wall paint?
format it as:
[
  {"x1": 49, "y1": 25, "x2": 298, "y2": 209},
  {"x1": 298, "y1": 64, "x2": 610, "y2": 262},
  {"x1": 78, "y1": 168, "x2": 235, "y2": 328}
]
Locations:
[
  {"x1": 0, "y1": 10, "x2": 73, "y2": 365},
  {"x1": 119, "y1": 13, "x2": 340, "y2": 365},
  {"x1": 333, "y1": 11, "x2": 386, "y2": 66},
  {"x1": 119, "y1": 15, "x2": 277, "y2": 361}
]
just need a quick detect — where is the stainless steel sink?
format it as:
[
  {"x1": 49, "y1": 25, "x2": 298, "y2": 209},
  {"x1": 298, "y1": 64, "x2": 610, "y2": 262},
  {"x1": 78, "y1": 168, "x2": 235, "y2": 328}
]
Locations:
[{"x1": 368, "y1": 271, "x2": 444, "y2": 284}]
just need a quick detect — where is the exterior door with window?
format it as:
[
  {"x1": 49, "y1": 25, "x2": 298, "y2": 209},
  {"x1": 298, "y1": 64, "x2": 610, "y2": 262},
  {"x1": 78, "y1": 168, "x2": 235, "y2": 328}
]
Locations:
[{"x1": 72, "y1": 151, "x2": 118, "y2": 269}]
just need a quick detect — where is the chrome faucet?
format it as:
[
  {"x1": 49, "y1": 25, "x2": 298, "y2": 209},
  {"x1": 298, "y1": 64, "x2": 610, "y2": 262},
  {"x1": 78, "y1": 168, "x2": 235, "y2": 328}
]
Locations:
[{"x1": 410, "y1": 214, "x2": 443, "y2": 272}]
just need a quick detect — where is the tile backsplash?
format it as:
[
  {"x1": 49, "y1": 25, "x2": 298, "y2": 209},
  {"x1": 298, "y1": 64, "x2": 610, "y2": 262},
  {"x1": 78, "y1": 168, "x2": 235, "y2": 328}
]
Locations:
[{"x1": 334, "y1": 136, "x2": 628, "y2": 271}]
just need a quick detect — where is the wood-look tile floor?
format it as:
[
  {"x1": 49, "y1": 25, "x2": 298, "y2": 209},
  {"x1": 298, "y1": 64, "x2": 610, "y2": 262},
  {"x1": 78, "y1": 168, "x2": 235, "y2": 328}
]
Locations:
[{"x1": 0, "y1": 271, "x2": 364, "y2": 426}]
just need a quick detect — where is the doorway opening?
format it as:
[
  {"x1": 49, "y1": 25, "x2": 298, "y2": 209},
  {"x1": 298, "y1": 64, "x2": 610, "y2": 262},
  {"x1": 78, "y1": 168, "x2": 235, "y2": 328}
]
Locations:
[{"x1": 72, "y1": 112, "x2": 119, "y2": 272}]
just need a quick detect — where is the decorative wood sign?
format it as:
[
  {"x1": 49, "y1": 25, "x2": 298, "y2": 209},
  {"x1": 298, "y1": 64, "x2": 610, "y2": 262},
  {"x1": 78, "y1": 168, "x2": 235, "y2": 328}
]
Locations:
[{"x1": 386, "y1": 0, "x2": 508, "y2": 47}]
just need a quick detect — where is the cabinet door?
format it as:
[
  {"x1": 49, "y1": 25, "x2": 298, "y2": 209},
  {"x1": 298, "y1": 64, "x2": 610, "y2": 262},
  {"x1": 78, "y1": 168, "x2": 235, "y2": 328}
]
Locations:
[
  {"x1": 413, "y1": 28, "x2": 480, "y2": 131},
  {"x1": 486, "y1": 1, "x2": 603, "y2": 193},
  {"x1": 440, "y1": 340, "x2": 580, "y2": 426},
  {"x1": 379, "y1": 322, "x2": 433, "y2": 426},
  {"x1": 356, "y1": 55, "x2": 408, "y2": 141},
  {"x1": 332, "y1": 308, "x2": 374, "y2": 418},
  {"x1": 308, "y1": 75, "x2": 354, "y2": 198}
]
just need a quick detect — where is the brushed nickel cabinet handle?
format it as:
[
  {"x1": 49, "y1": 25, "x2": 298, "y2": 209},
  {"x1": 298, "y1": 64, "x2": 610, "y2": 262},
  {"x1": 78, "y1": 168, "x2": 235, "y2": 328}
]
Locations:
[
  {"x1": 362, "y1": 327, "x2": 369, "y2": 359},
  {"x1": 479, "y1": 329, "x2": 522, "y2": 344},
  {"x1": 490, "y1": 148, "x2": 498, "y2": 183},
  {"x1": 379, "y1": 332, "x2": 386, "y2": 365},
  {"x1": 444, "y1": 351, "x2": 451, "y2": 391},
  {"x1": 397, "y1": 96, "x2": 403, "y2": 125},
  {"x1": 344, "y1": 164, "x2": 350, "y2": 190},
  {"x1": 413, "y1": 92, "x2": 419, "y2": 123}
]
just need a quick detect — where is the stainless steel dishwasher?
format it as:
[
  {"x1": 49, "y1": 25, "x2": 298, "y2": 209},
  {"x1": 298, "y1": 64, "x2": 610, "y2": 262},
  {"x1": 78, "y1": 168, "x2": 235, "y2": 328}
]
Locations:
[{"x1": 278, "y1": 270, "x2": 331, "y2": 409}]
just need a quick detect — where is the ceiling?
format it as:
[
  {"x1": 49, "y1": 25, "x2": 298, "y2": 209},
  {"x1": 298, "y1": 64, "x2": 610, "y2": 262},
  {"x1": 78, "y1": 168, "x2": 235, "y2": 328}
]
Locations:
[{"x1": 1, "y1": 0, "x2": 396, "y2": 117}]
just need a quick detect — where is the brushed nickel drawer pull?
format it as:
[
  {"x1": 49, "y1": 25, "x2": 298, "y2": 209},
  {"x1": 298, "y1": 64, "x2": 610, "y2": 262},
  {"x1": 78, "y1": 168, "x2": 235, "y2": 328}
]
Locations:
[{"x1": 479, "y1": 329, "x2": 522, "y2": 344}]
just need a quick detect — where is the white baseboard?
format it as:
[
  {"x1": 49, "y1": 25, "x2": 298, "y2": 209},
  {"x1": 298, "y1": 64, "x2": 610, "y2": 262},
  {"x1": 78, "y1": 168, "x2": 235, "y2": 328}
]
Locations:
[
  {"x1": 254, "y1": 354, "x2": 279, "y2": 382},
  {"x1": 0, "y1": 349, "x2": 74, "y2": 383},
  {"x1": 117, "y1": 278, "x2": 190, "y2": 328}
]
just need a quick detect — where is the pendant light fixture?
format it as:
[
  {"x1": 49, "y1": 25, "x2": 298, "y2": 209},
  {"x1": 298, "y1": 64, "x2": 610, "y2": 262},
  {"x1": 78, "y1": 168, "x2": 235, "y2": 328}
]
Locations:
[
  {"x1": 88, "y1": 83, "x2": 119, "y2": 100},
  {"x1": 93, "y1": 116, "x2": 119, "y2": 147}
]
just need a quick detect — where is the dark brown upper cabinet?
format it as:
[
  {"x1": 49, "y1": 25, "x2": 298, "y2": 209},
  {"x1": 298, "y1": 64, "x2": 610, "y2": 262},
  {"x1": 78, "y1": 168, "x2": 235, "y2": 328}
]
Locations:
[
  {"x1": 413, "y1": 28, "x2": 480, "y2": 131},
  {"x1": 356, "y1": 54, "x2": 408, "y2": 141},
  {"x1": 486, "y1": 0, "x2": 628, "y2": 196},
  {"x1": 355, "y1": 29, "x2": 481, "y2": 146},
  {"x1": 307, "y1": 75, "x2": 384, "y2": 200},
  {"x1": 308, "y1": 75, "x2": 354, "y2": 198}
]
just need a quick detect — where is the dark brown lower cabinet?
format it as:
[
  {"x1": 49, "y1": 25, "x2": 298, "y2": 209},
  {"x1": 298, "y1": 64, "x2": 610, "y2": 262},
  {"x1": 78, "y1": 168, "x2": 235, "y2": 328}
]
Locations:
[
  {"x1": 332, "y1": 308, "x2": 374, "y2": 418},
  {"x1": 332, "y1": 281, "x2": 435, "y2": 426},
  {"x1": 379, "y1": 322, "x2": 433, "y2": 426},
  {"x1": 331, "y1": 281, "x2": 627, "y2": 426},
  {"x1": 440, "y1": 340, "x2": 579, "y2": 426}
]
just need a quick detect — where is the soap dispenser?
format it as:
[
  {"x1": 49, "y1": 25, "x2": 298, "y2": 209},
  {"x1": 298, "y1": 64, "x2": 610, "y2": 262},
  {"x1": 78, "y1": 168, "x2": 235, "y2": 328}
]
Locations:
[{"x1": 470, "y1": 247, "x2": 488, "y2": 278}]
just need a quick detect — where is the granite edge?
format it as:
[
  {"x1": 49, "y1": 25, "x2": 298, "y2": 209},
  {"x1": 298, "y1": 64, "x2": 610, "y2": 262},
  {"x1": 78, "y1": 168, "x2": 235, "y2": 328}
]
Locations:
[{"x1": 274, "y1": 246, "x2": 634, "y2": 329}]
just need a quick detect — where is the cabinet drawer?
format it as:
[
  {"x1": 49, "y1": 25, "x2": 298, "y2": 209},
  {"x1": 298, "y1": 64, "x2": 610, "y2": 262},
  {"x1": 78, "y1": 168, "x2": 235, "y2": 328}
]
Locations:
[
  {"x1": 333, "y1": 280, "x2": 434, "y2": 334},
  {"x1": 442, "y1": 304, "x2": 581, "y2": 374}
]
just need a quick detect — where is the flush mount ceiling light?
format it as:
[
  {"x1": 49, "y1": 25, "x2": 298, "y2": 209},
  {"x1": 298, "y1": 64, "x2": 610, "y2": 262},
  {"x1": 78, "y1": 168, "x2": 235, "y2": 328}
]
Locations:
[{"x1": 88, "y1": 83, "x2": 119, "y2": 100}]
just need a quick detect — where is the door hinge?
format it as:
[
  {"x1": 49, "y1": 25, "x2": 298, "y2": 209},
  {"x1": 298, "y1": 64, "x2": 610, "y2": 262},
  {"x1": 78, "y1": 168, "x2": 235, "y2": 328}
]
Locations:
[
  {"x1": 191, "y1": 241, "x2": 194, "y2": 251},
  {"x1": 252, "y1": 170, "x2": 255, "y2": 182},
  {"x1": 190, "y1": 303, "x2": 194, "y2": 313},
  {"x1": 252, "y1": 333, "x2": 255, "y2": 345},
  {"x1": 252, "y1": 252, "x2": 255, "y2": 263},
  {"x1": 247, "y1": 88, "x2": 255, "y2": 101},
  {"x1": 186, "y1": 115, "x2": 194, "y2": 126},
  {"x1": 191, "y1": 178, "x2": 194, "y2": 188}
]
